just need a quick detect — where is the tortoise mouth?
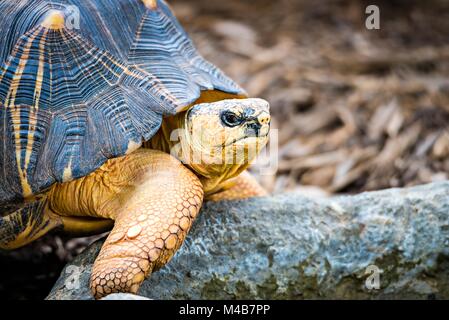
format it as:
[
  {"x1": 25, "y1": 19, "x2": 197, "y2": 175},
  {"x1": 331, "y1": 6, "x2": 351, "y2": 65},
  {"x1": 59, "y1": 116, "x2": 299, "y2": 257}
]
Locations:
[{"x1": 216, "y1": 132, "x2": 269, "y2": 148}]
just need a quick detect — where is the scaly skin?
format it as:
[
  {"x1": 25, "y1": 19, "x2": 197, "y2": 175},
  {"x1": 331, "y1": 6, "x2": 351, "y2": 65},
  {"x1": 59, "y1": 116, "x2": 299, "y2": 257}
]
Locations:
[
  {"x1": 90, "y1": 149, "x2": 203, "y2": 298},
  {"x1": 0, "y1": 196, "x2": 62, "y2": 249},
  {"x1": 47, "y1": 148, "x2": 202, "y2": 298},
  {"x1": 59, "y1": 98, "x2": 269, "y2": 298},
  {"x1": 50, "y1": 148, "x2": 266, "y2": 298},
  {"x1": 207, "y1": 171, "x2": 268, "y2": 202}
]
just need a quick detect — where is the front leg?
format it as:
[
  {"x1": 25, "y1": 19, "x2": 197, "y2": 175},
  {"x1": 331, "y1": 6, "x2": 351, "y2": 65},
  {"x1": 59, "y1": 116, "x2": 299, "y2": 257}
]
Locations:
[
  {"x1": 88, "y1": 149, "x2": 203, "y2": 298},
  {"x1": 206, "y1": 171, "x2": 267, "y2": 202}
]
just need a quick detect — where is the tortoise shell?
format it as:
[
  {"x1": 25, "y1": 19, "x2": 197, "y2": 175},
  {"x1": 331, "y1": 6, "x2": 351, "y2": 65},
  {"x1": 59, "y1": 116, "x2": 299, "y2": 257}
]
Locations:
[{"x1": 0, "y1": 0, "x2": 245, "y2": 206}]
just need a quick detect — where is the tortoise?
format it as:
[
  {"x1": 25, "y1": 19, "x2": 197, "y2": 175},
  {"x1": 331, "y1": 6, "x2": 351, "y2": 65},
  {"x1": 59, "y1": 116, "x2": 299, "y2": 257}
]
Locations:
[{"x1": 0, "y1": 0, "x2": 270, "y2": 298}]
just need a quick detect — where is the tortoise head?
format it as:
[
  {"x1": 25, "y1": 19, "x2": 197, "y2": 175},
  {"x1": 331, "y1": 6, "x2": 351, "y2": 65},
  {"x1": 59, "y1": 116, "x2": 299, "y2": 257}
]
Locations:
[{"x1": 174, "y1": 98, "x2": 270, "y2": 179}]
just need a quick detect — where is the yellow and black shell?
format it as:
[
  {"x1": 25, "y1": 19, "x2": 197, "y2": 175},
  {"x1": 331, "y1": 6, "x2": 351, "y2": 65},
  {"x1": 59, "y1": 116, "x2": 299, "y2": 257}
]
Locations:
[{"x1": 0, "y1": 0, "x2": 245, "y2": 206}]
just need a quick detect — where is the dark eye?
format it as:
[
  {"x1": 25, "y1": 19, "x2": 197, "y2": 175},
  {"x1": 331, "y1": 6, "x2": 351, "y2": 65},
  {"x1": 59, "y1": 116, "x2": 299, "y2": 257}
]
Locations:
[{"x1": 221, "y1": 111, "x2": 242, "y2": 127}]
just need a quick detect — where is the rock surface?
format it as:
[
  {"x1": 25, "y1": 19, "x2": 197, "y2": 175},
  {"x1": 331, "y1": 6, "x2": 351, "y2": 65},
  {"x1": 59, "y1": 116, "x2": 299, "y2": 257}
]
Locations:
[{"x1": 47, "y1": 182, "x2": 449, "y2": 300}]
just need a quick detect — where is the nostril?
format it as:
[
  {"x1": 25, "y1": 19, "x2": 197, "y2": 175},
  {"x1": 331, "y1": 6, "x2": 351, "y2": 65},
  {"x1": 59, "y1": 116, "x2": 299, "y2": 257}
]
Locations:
[{"x1": 258, "y1": 114, "x2": 271, "y2": 125}]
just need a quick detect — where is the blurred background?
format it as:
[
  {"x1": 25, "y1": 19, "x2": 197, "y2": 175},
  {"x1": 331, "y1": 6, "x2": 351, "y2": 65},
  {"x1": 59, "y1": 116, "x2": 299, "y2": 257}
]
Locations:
[
  {"x1": 1, "y1": 0, "x2": 448, "y2": 299},
  {"x1": 175, "y1": 0, "x2": 449, "y2": 197}
]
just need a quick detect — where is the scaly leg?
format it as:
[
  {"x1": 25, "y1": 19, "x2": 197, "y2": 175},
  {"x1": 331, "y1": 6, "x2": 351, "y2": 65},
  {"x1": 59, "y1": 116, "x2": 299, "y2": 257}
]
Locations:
[
  {"x1": 84, "y1": 149, "x2": 204, "y2": 298},
  {"x1": 207, "y1": 171, "x2": 267, "y2": 202}
]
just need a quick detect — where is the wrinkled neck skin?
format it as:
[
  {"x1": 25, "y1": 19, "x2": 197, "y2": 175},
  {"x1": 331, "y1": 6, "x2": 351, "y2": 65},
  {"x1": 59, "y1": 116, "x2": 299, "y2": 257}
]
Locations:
[{"x1": 145, "y1": 111, "x2": 264, "y2": 195}]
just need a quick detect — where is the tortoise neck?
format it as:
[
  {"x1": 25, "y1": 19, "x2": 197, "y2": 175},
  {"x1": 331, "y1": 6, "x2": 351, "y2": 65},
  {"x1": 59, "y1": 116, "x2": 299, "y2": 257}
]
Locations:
[
  {"x1": 144, "y1": 111, "x2": 250, "y2": 194},
  {"x1": 144, "y1": 112, "x2": 181, "y2": 155}
]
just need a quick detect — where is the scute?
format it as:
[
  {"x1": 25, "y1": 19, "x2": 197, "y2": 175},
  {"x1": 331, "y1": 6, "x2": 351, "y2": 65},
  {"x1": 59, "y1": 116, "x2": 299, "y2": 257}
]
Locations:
[{"x1": 0, "y1": 0, "x2": 245, "y2": 205}]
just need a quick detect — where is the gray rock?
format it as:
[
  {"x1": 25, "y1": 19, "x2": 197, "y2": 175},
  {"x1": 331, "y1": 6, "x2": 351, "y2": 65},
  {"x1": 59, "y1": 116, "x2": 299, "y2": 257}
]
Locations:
[{"x1": 47, "y1": 181, "x2": 449, "y2": 300}]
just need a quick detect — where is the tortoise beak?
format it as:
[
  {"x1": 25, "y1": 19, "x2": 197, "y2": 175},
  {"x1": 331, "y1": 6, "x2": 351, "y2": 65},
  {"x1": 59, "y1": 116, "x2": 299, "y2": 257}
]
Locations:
[{"x1": 246, "y1": 122, "x2": 262, "y2": 137}]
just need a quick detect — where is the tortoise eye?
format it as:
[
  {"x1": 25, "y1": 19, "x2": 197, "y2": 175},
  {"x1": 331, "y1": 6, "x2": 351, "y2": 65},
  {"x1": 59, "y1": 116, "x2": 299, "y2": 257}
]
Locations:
[{"x1": 221, "y1": 111, "x2": 243, "y2": 127}]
